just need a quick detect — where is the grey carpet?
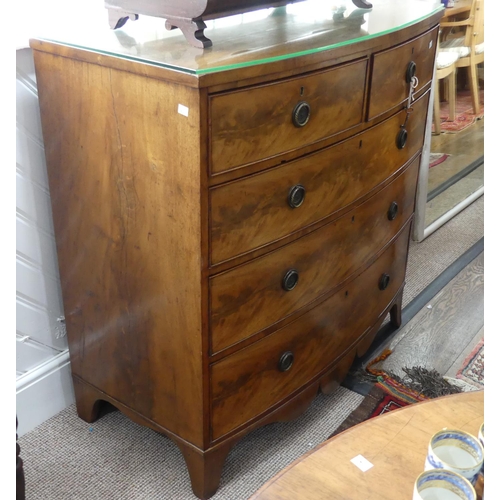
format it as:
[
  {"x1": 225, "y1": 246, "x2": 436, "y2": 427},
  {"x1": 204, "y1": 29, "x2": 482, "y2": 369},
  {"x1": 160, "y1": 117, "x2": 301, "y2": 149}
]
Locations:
[
  {"x1": 18, "y1": 196, "x2": 484, "y2": 500},
  {"x1": 19, "y1": 387, "x2": 363, "y2": 500},
  {"x1": 404, "y1": 196, "x2": 484, "y2": 308}
]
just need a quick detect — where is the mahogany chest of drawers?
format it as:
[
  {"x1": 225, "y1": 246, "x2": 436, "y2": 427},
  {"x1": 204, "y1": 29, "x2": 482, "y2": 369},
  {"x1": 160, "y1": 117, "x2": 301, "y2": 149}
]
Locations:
[{"x1": 30, "y1": 2, "x2": 442, "y2": 498}]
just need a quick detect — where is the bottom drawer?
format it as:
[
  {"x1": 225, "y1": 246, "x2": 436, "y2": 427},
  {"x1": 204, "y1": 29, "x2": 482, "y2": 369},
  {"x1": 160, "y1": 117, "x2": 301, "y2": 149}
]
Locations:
[{"x1": 210, "y1": 222, "x2": 411, "y2": 440}]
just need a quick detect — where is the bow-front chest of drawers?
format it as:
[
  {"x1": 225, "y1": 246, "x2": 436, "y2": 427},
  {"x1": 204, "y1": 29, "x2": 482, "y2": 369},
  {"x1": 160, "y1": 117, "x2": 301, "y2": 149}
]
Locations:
[{"x1": 30, "y1": 2, "x2": 442, "y2": 497}]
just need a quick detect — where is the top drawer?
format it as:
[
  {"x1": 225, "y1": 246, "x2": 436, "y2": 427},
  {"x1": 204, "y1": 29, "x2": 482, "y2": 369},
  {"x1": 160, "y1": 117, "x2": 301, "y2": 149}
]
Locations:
[
  {"x1": 209, "y1": 59, "x2": 367, "y2": 175},
  {"x1": 368, "y1": 27, "x2": 438, "y2": 120}
]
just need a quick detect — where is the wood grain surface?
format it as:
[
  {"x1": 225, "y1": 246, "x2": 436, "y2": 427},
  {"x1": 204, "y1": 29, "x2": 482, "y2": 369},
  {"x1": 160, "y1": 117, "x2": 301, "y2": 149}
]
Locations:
[
  {"x1": 210, "y1": 223, "x2": 411, "y2": 440},
  {"x1": 209, "y1": 160, "x2": 419, "y2": 353},
  {"x1": 210, "y1": 91, "x2": 429, "y2": 264},
  {"x1": 250, "y1": 390, "x2": 484, "y2": 500},
  {"x1": 33, "y1": 50, "x2": 206, "y2": 446},
  {"x1": 209, "y1": 60, "x2": 366, "y2": 174},
  {"x1": 368, "y1": 27, "x2": 438, "y2": 120}
]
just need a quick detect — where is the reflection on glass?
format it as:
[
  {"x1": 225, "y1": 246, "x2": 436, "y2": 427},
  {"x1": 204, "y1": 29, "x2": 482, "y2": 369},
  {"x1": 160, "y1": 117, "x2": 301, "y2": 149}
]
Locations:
[{"x1": 33, "y1": 0, "x2": 442, "y2": 74}]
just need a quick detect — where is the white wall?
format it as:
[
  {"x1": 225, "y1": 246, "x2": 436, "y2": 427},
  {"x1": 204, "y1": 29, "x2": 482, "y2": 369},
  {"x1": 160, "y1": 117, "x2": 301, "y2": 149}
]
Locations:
[
  {"x1": 15, "y1": 0, "x2": 110, "y2": 437},
  {"x1": 16, "y1": 47, "x2": 74, "y2": 437}
]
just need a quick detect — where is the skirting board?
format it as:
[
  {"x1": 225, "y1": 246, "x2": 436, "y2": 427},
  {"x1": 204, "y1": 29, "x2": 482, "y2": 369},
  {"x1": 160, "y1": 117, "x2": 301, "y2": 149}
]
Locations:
[{"x1": 16, "y1": 350, "x2": 75, "y2": 437}]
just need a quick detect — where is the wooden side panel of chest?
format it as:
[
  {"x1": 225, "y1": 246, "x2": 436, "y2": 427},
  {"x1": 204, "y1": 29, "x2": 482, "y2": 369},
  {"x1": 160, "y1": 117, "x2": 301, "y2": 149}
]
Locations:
[{"x1": 32, "y1": 50, "x2": 207, "y2": 447}]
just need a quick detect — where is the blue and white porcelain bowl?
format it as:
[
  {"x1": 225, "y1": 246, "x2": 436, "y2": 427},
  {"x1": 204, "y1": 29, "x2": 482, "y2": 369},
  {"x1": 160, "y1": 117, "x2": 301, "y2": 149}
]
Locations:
[
  {"x1": 425, "y1": 429, "x2": 484, "y2": 485},
  {"x1": 413, "y1": 469, "x2": 476, "y2": 500}
]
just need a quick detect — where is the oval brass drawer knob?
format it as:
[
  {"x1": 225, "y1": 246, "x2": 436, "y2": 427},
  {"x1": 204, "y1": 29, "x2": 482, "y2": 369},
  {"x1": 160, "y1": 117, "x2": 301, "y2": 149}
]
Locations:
[
  {"x1": 406, "y1": 60, "x2": 417, "y2": 83},
  {"x1": 282, "y1": 269, "x2": 299, "y2": 291},
  {"x1": 388, "y1": 201, "x2": 399, "y2": 221},
  {"x1": 379, "y1": 273, "x2": 391, "y2": 291},
  {"x1": 278, "y1": 351, "x2": 294, "y2": 372},
  {"x1": 292, "y1": 101, "x2": 311, "y2": 128},
  {"x1": 288, "y1": 184, "x2": 306, "y2": 208},
  {"x1": 396, "y1": 128, "x2": 408, "y2": 149}
]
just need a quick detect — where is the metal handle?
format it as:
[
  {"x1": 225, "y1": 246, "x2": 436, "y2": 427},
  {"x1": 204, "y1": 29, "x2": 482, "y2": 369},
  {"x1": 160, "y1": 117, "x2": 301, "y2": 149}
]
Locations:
[
  {"x1": 282, "y1": 269, "x2": 299, "y2": 291},
  {"x1": 278, "y1": 351, "x2": 294, "y2": 372},
  {"x1": 379, "y1": 273, "x2": 391, "y2": 291},
  {"x1": 292, "y1": 101, "x2": 311, "y2": 127},
  {"x1": 406, "y1": 61, "x2": 417, "y2": 83},
  {"x1": 388, "y1": 201, "x2": 399, "y2": 221},
  {"x1": 288, "y1": 184, "x2": 306, "y2": 208},
  {"x1": 397, "y1": 128, "x2": 408, "y2": 149}
]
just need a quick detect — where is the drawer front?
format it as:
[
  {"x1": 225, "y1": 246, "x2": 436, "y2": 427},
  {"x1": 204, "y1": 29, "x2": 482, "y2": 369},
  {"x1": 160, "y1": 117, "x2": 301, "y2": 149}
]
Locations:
[
  {"x1": 211, "y1": 222, "x2": 411, "y2": 440},
  {"x1": 210, "y1": 157, "x2": 419, "y2": 354},
  {"x1": 210, "y1": 91, "x2": 429, "y2": 265},
  {"x1": 209, "y1": 60, "x2": 367, "y2": 174},
  {"x1": 368, "y1": 27, "x2": 438, "y2": 120}
]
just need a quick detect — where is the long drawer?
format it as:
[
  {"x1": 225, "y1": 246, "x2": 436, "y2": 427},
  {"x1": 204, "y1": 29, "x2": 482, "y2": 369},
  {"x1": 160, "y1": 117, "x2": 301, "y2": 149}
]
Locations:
[
  {"x1": 209, "y1": 59, "x2": 367, "y2": 175},
  {"x1": 209, "y1": 156, "x2": 419, "y2": 354},
  {"x1": 210, "y1": 222, "x2": 411, "y2": 440},
  {"x1": 368, "y1": 27, "x2": 438, "y2": 120},
  {"x1": 210, "y1": 90, "x2": 429, "y2": 265}
]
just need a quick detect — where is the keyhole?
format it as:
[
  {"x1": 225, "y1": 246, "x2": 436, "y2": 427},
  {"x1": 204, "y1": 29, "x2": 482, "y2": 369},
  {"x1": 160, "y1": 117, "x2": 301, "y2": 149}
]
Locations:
[{"x1": 300, "y1": 86, "x2": 304, "y2": 96}]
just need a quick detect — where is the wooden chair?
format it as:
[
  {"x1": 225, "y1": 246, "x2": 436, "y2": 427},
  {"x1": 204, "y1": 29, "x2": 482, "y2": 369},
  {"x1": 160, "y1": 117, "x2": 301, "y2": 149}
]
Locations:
[
  {"x1": 433, "y1": 47, "x2": 459, "y2": 135},
  {"x1": 439, "y1": 0, "x2": 484, "y2": 114},
  {"x1": 434, "y1": 48, "x2": 458, "y2": 135}
]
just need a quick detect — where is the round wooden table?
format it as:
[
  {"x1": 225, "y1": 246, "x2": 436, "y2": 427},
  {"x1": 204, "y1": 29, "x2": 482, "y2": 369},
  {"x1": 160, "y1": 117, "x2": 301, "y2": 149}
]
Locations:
[{"x1": 249, "y1": 391, "x2": 484, "y2": 500}]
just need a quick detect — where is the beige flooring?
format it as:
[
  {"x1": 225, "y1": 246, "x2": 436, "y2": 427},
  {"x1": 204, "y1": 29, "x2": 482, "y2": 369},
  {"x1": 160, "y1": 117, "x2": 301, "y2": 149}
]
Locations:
[
  {"x1": 429, "y1": 119, "x2": 484, "y2": 193},
  {"x1": 424, "y1": 114, "x2": 484, "y2": 233},
  {"x1": 369, "y1": 252, "x2": 484, "y2": 379},
  {"x1": 425, "y1": 163, "x2": 484, "y2": 226}
]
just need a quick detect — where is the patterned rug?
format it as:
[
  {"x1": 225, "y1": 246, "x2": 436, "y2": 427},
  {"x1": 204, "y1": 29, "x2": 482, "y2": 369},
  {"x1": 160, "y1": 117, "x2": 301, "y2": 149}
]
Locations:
[
  {"x1": 456, "y1": 338, "x2": 484, "y2": 389},
  {"x1": 429, "y1": 153, "x2": 450, "y2": 169},
  {"x1": 332, "y1": 348, "x2": 472, "y2": 438},
  {"x1": 432, "y1": 89, "x2": 484, "y2": 134},
  {"x1": 329, "y1": 377, "x2": 427, "y2": 439}
]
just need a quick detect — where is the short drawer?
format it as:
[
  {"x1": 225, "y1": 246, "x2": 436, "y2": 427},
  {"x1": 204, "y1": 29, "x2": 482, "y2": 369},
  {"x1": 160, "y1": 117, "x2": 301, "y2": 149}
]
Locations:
[
  {"x1": 210, "y1": 156, "x2": 419, "y2": 354},
  {"x1": 209, "y1": 59, "x2": 367, "y2": 174},
  {"x1": 368, "y1": 27, "x2": 438, "y2": 120},
  {"x1": 210, "y1": 222, "x2": 411, "y2": 440},
  {"x1": 210, "y1": 90, "x2": 429, "y2": 265}
]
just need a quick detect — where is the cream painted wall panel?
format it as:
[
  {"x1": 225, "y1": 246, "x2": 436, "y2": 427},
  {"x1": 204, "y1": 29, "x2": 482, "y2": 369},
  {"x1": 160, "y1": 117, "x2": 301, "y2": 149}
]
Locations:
[
  {"x1": 16, "y1": 258, "x2": 63, "y2": 317},
  {"x1": 16, "y1": 48, "x2": 68, "y2": 353},
  {"x1": 17, "y1": 215, "x2": 60, "y2": 279},
  {"x1": 16, "y1": 170, "x2": 55, "y2": 236},
  {"x1": 16, "y1": 126, "x2": 49, "y2": 189},
  {"x1": 16, "y1": 79, "x2": 43, "y2": 141},
  {"x1": 16, "y1": 25, "x2": 74, "y2": 437},
  {"x1": 16, "y1": 298, "x2": 67, "y2": 351}
]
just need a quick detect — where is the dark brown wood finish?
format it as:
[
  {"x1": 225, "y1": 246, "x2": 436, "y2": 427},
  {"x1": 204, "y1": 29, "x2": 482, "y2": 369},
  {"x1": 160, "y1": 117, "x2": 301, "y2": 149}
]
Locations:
[
  {"x1": 368, "y1": 27, "x2": 439, "y2": 120},
  {"x1": 210, "y1": 159, "x2": 419, "y2": 354},
  {"x1": 209, "y1": 60, "x2": 367, "y2": 174},
  {"x1": 210, "y1": 93, "x2": 428, "y2": 264},
  {"x1": 30, "y1": 6, "x2": 440, "y2": 497},
  {"x1": 33, "y1": 50, "x2": 206, "y2": 447},
  {"x1": 211, "y1": 222, "x2": 411, "y2": 440}
]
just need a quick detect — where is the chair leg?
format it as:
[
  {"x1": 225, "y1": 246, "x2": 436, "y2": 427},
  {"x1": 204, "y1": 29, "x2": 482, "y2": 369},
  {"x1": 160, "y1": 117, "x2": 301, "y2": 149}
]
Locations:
[
  {"x1": 433, "y1": 79, "x2": 441, "y2": 135},
  {"x1": 468, "y1": 63, "x2": 480, "y2": 115},
  {"x1": 448, "y1": 70, "x2": 456, "y2": 121}
]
